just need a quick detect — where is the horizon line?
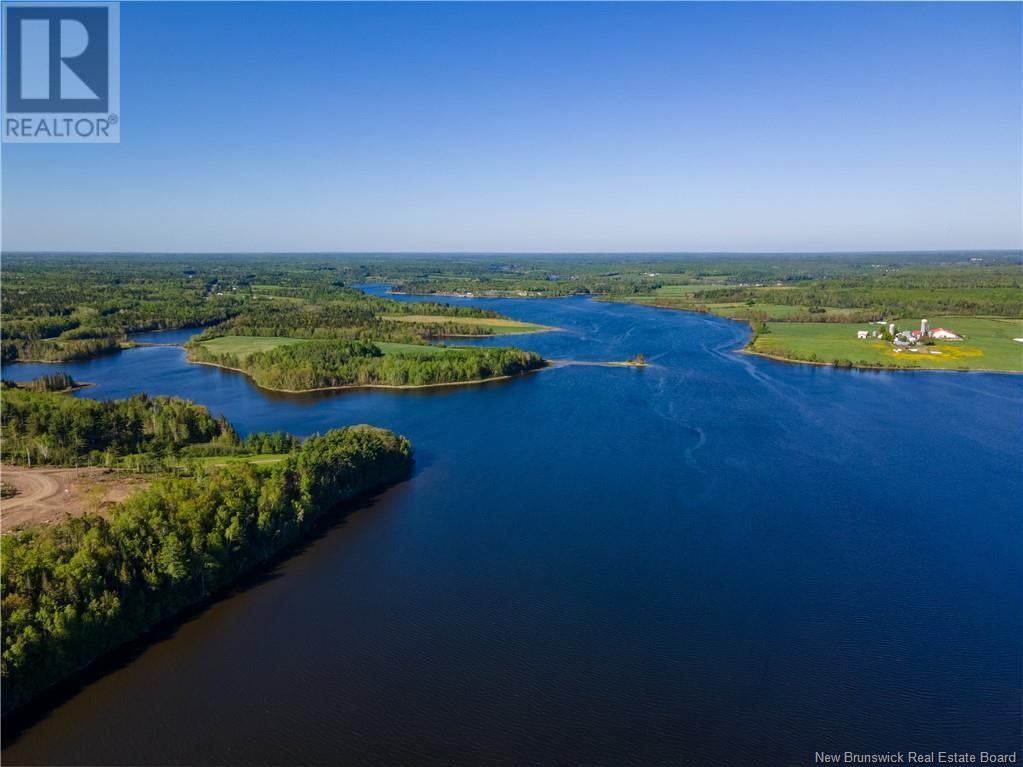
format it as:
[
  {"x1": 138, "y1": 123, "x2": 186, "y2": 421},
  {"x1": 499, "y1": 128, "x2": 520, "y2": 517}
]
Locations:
[{"x1": 3, "y1": 248, "x2": 1022, "y2": 258}]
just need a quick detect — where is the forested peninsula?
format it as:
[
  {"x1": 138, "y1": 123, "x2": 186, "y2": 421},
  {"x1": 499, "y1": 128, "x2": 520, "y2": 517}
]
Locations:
[
  {"x1": 0, "y1": 387, "x2": 413, "y2": 715},
  {"x1": 186, "y1": 337, "x2": 545, "y2": 392}
]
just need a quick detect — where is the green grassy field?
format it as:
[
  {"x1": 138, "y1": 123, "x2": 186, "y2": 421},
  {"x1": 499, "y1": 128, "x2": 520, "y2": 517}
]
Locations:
[
  {"x1": 653, "y1": 284, "x2": 743, "y2": 297},
  {"x1": 197, "y1": 335, "x2": 307, "y2": 360},
  {"x1": 750, "y1": 316, "x2": 1023, "y2": 371},
  {"x1": 705, "y1": 303, "x2": 862, "y2": 319},
  {"x1": 608, "y1": 295, "x2": 861, "y2": 321},
  {"x1": 180, "y1": 453, "x2": 289, "y2": 467},
  {"x1": 380, "y1": 314, "x2": 549, "y2": 334}
]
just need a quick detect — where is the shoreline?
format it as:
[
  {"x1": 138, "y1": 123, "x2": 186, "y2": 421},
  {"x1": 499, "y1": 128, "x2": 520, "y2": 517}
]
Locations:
[
  {"x1": 603, "y1": 297, "x2": 1023, "y2": 375},
  {"x1": 186, "y1": 356, "x2": 549, "y2": 393},
  {"x1": 0, "y1": 459, "x2": 413, "y2": 725},
  {"x1": 548, "y1": 359, "x2": 653, "y2": 369},
  {"x1": 388, "y1": 289, "x2": 579, "y2": 301},
  {"x1": 3, "y1": 380, "x2": 96, "y2": 391},
  {"x1": 422, "y1": 326, "x2": 559, "y2": 337},
  {"x1": 739, "y1": 346, "x2": 1023, "y2": 375}
]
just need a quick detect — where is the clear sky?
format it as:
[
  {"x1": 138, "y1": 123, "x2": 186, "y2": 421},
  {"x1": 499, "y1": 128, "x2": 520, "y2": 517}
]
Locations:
[{"x1": 2, "y1": 1, "x2": 1020, "y2": 253}]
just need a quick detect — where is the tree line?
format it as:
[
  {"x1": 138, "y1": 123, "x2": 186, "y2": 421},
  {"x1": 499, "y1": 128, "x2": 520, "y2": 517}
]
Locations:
[
  {"x1": 187, "y1": 339, "x2": 545, "y2": 391},
  {"x1": 6, "y1": 254, "x2": 1018, "y2": 366},
  {"x1": 192, "y1": 294, "x2": 517, "y2": 345},
  {"x1": 0, "y1": 386, "x2": 241, "y2": 466},
  {"x1": 1, "y1": 255, "x2": 532, "y2": 363},
  {"x1": 693, "y1": 284, "x2": 1023, "y2": 318}
]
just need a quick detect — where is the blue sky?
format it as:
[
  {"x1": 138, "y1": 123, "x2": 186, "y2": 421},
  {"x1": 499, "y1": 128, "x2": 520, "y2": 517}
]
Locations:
[{"x1": 2, "y1": 1, "x2": 1020, "y2": 252}]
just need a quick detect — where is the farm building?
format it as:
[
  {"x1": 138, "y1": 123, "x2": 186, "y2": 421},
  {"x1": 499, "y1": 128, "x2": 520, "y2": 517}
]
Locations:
[{"x1": 930, "y1": 328, "x2": 962, "y2": 340}]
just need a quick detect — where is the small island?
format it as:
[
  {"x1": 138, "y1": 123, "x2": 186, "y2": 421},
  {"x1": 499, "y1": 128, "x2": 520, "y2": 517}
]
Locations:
[
  {"x1": 607, "y1": 353, "x2": 648, "y2": 368},
  {"x1": 4, "y1": 372, "x2": 91, "y2": 393}
]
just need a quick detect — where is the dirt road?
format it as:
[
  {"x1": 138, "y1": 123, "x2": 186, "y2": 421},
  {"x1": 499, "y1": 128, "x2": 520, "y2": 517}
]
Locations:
[{"x1": 1, "y1": 466, "x2": 148, "y2": 531}]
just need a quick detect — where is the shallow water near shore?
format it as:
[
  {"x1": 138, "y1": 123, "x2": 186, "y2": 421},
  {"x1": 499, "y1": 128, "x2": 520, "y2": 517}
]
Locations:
[{"x1": 3, "y1": 288, "x2": 1021, "y2": 766}]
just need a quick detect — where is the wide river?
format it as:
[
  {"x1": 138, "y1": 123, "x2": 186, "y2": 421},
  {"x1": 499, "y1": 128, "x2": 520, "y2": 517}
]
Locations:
[{"x1": 3, "y1": 288, "x2": 1021, "y2": 766}]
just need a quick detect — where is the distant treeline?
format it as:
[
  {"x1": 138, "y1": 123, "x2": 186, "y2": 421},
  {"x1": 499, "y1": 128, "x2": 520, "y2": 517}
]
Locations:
[
  {"x1": 187, "y1": 339, "x2": 545, "y2": 391},
  {"x1": 1, "y1": 267, "x2": 243, "y2": 362},
  {"x1": 695, "y1": 284, "x2": 1023, "y2": 318},
  {"x1": 1, "y1": 424, "x2": 413, "y2": 714},
  {"x1": 198, "y1": 296, "x2": 511, "y2": 343},
  {"x1": 393, "y1": 277, "x2": 658, "y2": 298},
  {"x1": 4, "y1": 254, "x2": 1020, "y2": 364},
  {"x1": 1, "y1": 336, "x2": 122, "y2": 363},
  {"x1": 0, "y1": 255, "x2": 533, "y2": 362}
]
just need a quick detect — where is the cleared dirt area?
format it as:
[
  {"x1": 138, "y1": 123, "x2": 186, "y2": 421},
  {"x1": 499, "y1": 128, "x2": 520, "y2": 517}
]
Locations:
[{"x1": 0, "y1": 466, "x2": 149, "y2": 532}]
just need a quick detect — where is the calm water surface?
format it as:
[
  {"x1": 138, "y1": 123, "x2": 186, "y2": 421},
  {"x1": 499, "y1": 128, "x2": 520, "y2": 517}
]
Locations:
[{"x1": 3, "y1": 288, "x2": 1021, "y2": 766}]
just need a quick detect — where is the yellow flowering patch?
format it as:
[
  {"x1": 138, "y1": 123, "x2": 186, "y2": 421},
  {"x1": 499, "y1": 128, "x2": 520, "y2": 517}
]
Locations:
[{"x1": 885, "y1": 344, "x2": 984, "y2": 363}]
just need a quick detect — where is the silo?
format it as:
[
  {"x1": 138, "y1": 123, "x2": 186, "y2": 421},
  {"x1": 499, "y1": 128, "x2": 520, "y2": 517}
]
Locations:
[
  {"x1": 921, "y1": 319, "x2": 930, "y2": 336},
  {"x1": 888, "y1": 323, "x2": 896, "y2": 335}
]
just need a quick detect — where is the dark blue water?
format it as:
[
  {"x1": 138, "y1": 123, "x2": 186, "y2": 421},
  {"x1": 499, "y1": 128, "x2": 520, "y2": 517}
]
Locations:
[{"x1": 3, "y1": 289, "x2": 1021, "y2": 766}]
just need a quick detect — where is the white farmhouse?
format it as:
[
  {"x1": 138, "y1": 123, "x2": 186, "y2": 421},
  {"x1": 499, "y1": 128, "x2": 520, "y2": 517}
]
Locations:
[{"x1": 856, "y1": 331, "x2": 869, "y2": 339}]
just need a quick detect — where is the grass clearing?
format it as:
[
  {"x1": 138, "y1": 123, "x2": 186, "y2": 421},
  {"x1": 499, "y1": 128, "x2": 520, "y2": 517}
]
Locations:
[
  {"x1": 380, "y1": 314, "x2": 550, "y2": 334},
  {"x1": 653, "y1": 284, "x2": 743, "y2": 297},
  {"x1": 197, "y1": 336, "x2": 307, "y2": 360},
  {"x1": 178, "y1": 454, "x2": 289, "y2": 468},
  {"x1": 705, "y1": 303, "x2": 861, "y2": 319},
  {"x1": 750, "y1": 316, "x2": 1023, "y2": 371}
]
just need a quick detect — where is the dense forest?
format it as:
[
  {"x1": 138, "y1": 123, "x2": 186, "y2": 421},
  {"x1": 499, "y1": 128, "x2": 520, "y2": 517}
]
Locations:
[
  {"x1": 186, "y1": 338, "x2": 545, "y2": 391},
  {"x1": 1, "y1": 424, "x2": 413, "y2": 714},
  {"x1": 194, "y1": 293, "x2": 515, "y2": 343},
  {"x1": 0, "y1": 255, "x2": 538, "y2": 362},
  {"x1": 0, "y1": 387, "x2": 239, "y2": 467},
  {"x1": 0, "y1": 257, "x2": 246, "y2": 362},
  {"x1": 681, "y1": 281, "x2": 1023, "y2": 318},
  {"x1": 383, "y1": 252, "x2": 1023, "y2": 312},
  {"x1": 392, "y1": 276, "x2": 658, "y2": 298}
]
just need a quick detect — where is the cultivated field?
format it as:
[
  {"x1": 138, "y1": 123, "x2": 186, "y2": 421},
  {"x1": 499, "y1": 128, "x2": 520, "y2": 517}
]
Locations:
[
  {"x1": 653, "y1": 284, "x2": 744, "y2": 296},
  {"x1": 610, "y1": 295, "x2": 861, "y2": 320},
  {"x1": 750, "y1": 317, "x2": 1023, "y2": 371},
  {"x1": 197, "y1": 335, "x2": 307, "y2": 359},
  {"x1": 705, "y1": 303, "x2": 863, "y2": 320}
]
